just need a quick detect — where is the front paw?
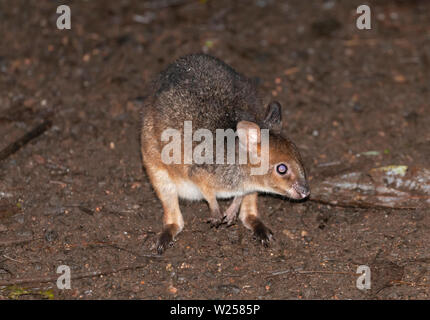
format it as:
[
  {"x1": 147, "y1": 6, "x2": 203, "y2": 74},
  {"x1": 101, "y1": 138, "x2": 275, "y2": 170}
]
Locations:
[
  {"x1": 206, "y1": 216, "x2": 225, "y2": 228},
  {"x1": 224, "y1": 214, "x2": 237, "y2": 227},
  {"x1": 253, "y1": 222, "x2": 273, "y2": 247}
]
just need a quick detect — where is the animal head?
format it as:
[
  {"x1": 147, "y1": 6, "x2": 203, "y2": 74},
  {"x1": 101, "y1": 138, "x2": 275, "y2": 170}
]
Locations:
[{"x1": 237, "y1": 101, "x2": 310, "y2": 200}]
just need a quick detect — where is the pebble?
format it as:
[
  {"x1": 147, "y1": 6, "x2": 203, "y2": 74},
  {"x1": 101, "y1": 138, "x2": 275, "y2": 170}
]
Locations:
[
  {"x1": 0, "y1": 191, "x2": 13, "y2": 198},
  {"x1": 304, "y1": 236, "x2": 313, "y2": 243},
  {"x1": 177, "y1": 276, "x2": 187, "y2": 284},
  {"x1": 84, "y1": 290, "x2": 93, "y2": 296},
  {"x1": 133, "y1": 12, "x2": 156, "y2": 24},
  {"x1": 353, "y1": 104, "x2": 363, "y2": 113},
  {"x1": 217, "y1": 284, "x2": 240, "y2": 295},
  {"x1": 45, "y1": 206, "x2": 66, "y2": 216},
  {"x1": 13, "y1": 213, "x2": 25, "y2": 224},
  {"x1": 168, "y1": 285, "x2": 178, "y2": 295},
  {"x1": 45, "y1": 230, "x2": 58, "y2": 242},
  {"x1": 282, "y1": 229, "x2": 296, "y2": 239},
  {"x1": 322, "y1": 1, "x2": 335, "y2": 10},
  {"x1": 17, "y1": 230, "x2": 33, "y2": 238}
]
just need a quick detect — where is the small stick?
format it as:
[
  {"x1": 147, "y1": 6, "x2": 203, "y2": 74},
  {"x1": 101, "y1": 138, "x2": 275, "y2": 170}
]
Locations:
[
  {"x1": 143, "y1": 0, "x2": 194, "y2": 9},
  {"x1": 267, "y1": 269, "x2": 357, "y2": 278},
  {"x1": 0, "y1": 119, "x2": 52, "y2": 161},
  {"x1": 390, "y1": 280, "x2": 430, "y2": 288},
  {"x1": 2, "y1": 254, "x2": 25, "y2": 263},
  {"x1": 309, "y1": 197, "x2": 418, "y2": 211},
  {"x1": 0, "y1": 263, "x2": 149, "y2": 287},
  {"x1": 0, "y1": 238, "x2": 34, "y2": 247},
  {"x1": 296, "y1": 270, "x2": 356, "y2": 275}
]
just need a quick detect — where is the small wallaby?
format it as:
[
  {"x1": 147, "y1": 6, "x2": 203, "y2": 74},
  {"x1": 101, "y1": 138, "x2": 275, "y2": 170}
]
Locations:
[{"x1": 141, "y1": 53, "x2": 309, "y2": 254}]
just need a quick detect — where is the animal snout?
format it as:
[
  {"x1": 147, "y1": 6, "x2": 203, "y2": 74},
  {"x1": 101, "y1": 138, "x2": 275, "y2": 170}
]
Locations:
[{"x1": 293, "y1": 182, "x2": 310, "y2": 199}]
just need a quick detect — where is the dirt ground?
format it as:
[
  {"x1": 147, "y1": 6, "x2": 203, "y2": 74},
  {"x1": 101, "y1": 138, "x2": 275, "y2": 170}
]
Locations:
[{"x1": 0, "y1": 0, "x2": 429, "y2": 300}]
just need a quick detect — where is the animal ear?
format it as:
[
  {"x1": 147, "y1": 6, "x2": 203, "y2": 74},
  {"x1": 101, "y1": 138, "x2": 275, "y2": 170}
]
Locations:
[
  {"x1": 264, "y1": 101, "x2": 282, "y2": 133},
  {"x1": 237, "y1": 121, "x2": 261, "y2": 150}
]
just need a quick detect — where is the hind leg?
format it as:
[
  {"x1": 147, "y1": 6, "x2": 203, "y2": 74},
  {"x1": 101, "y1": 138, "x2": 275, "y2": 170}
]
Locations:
[
  {"x1": 239, "y1": 193, "x2": 273, "y2": 246},
  {"x1": 145, "y1": 166, "x2": 184, "y2": 254}
]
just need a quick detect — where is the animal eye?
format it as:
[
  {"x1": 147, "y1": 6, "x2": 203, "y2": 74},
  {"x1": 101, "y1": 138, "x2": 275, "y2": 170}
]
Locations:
[{"x1": 276, "y1": 164, "x2": 288, "y2": 175}]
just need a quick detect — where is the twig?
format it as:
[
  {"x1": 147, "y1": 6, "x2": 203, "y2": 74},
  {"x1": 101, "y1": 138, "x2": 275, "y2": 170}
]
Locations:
[
  {"x1": 317, "y1": 161, "x2": 342, "y2": 167},
  {"x1": 143, "y1": 0, "x2": 195, "y2": 9},
  {"x1": 0, "y1": 238, "x2": 34, "y2": 247},
  {"x1": 296, "y1": 270, "x2": 356, "y2": 275},
  {"x1": 96, "y1": 242, "x2": 165, "y2": 260},
  {"x1": 0, "y1": 119, "x2": 52, "y2": 161},
  {"x1": 0, "y1": 263, "x2": 150, "y2": 287},
  {"x1": 2, "y1": 254, "x2": 25, "y2": 263},
  {"x1": 390, "y1": 280, "x2": 430, "y2": 288},
  {"x1": 60, "y1": 240, "x2": 167, "y2": 261},
  {"x1": 269, "y1": 270, "x2": 293, "y2": 276},
  {"x1": 308, "y1": 197, "x2": 418, "y2": 211},
  {"x1": 267, "y1": 269, "x2": 356, "y2": 278}
]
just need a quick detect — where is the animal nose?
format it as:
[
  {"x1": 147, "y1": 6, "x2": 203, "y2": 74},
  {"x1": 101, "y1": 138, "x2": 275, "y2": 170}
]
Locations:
[{"x1": 294, "y1": 183, "x2": 310, "y2": 199}]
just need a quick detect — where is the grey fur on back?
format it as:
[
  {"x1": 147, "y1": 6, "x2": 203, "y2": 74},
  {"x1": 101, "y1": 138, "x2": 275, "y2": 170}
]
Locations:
[{"x1": 149, "y1": 54, "x2": 263, "y2": 131}]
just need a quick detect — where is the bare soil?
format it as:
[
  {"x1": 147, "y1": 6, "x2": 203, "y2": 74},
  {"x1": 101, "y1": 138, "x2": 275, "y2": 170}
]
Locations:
[{"x1": 0, "y1": 0, "x2": 429, "y2": 299}]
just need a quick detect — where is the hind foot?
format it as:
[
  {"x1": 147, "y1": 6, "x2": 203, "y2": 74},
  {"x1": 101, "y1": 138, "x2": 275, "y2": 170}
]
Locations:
[{"x1": 156, "y1": 224, "x2": 178, "y2": 254}]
